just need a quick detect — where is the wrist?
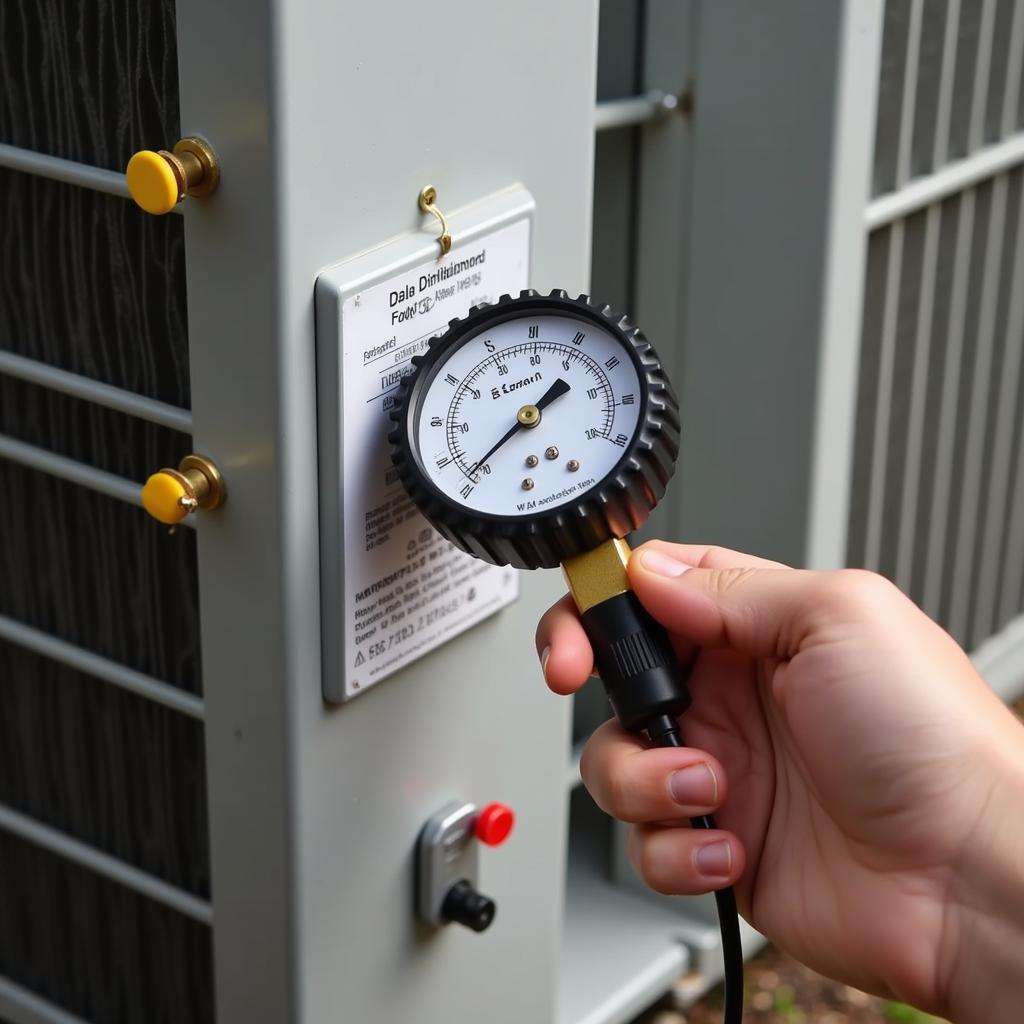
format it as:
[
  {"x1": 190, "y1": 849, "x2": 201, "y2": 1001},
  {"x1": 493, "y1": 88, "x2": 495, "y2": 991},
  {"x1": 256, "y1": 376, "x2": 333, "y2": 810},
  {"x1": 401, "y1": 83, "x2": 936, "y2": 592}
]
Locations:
[{"x1": 939, "y1": 736, "x2": 1024, "y2": 1023}]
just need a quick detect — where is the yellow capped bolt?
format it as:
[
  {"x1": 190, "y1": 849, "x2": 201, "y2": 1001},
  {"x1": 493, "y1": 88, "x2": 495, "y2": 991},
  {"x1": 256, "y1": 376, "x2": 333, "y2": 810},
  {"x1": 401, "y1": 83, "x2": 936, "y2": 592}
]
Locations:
[
  {"x1": 126, "y1": 151, "x2": 182, "y2": 215},
  {"x1": 141, "y1": 454, "x2": 225, "y2": 526},
  {"x1": 126, "y1": 137, "x2": 219, "y2": 216},
  {"x1": 142, "y1": 469, "x2": 192, "y2": 525}
]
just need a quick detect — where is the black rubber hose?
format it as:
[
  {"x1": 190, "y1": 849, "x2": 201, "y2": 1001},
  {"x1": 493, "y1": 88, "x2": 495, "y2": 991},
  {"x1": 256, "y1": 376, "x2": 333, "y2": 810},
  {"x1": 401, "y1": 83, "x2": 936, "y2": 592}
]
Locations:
[{"x1": 649, "y1": 714, "x2": 744, "y2": 1024}]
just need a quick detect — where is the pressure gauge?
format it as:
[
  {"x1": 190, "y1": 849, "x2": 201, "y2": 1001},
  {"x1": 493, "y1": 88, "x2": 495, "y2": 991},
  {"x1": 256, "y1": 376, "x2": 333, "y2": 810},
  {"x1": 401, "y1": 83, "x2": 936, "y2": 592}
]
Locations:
[
  {"x1": 389, "y1": 287, "x2": 689, "y2": 730},
  {"x1": 388, "y1": 291, "x2": 679, "y2": 570}
]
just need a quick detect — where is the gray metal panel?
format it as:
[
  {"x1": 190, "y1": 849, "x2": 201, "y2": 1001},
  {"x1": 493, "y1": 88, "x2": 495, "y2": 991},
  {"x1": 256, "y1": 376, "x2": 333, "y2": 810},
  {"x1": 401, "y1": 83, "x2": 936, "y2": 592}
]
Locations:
[
  {"x1": 631, "y1": 0, "x2": 696, "y2": 544},
  {"x1": 595, "y1": 0, "x2": 641, "y2": 101},
  {"x1": 174, "y1": 2, "x2": 297, "y2": 1019},
  {"x1": 176, "y1": 1, "x2": 596, "y2": 1021},
  {"x1": 591, "y1": 129, "x2": 639, "y2": 311},
  {"x1": 558, "y1": 791, "x2": 689, "y2": 1024},
  {"x1": 590, "y1": 0, "x2": 642, "y2": 314},
  {"x1": 678, "y1": 0, "x2": 883, "y2": 568}
]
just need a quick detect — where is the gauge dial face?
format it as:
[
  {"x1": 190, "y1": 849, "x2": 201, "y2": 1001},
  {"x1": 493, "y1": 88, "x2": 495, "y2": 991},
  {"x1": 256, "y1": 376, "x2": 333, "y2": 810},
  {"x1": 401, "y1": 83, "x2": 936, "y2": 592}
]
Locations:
[{"x1": 414, "y1": 314, "x2": 643, "y2": 517}]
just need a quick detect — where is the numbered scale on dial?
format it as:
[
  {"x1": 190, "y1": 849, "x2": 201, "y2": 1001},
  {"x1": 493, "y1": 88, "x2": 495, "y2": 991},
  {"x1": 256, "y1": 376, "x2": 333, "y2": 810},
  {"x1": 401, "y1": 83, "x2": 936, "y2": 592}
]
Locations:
[{"x1": 389, "y1": 291, "x2": 679, "y2": 569}]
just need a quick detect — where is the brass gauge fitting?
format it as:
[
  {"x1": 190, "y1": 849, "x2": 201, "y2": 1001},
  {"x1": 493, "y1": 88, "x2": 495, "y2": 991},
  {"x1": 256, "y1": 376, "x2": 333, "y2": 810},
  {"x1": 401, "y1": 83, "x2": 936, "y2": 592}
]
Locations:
[
  {"x1": 126, "y1": 137, "x2": 220, "y2": 215},
  {"x1": 141, "y1": 454, "x2": 225, "y2": 525}
]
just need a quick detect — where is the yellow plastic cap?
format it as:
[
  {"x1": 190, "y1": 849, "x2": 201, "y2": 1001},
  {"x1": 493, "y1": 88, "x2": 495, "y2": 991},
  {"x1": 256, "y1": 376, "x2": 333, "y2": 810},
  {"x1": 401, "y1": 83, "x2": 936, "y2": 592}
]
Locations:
[
  {"x1": 126, "y1": 150, "x2": 180, "y2": 215},
  {"x1": 141, "y1": 471, "x2": 189, "y2": 525}
]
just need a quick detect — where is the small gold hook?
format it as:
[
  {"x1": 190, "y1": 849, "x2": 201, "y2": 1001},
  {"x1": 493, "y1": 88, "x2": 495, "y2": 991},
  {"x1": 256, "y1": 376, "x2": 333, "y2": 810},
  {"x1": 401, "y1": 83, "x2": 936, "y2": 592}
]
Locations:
[{"x1": 419, "y1": 185, "x2": 452, "y2": 257}]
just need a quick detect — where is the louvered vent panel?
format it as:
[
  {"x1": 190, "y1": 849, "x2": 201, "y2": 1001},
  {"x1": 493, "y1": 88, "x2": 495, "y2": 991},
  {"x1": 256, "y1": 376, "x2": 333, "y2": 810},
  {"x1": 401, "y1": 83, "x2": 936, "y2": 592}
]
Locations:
[
  {"x1": 0, "y1": 829, "x2": 213, "y2": 1023},
  {"x1": 0, "y1": 640, "x2": 209, "y2": 896},
  {"x1": 0, "y1": 373, "x2": 192, "y2": 491},
  {"x1": 0, "y1": 462, "x2": 201, "y2": 693},
  {"x1": 0, "y1": 0, "x2": 181, "y2": 172},
  {"x1": 0, "y1": 169, "x2": 191, "y2": 407},
  {"x1": 0, "y1": 1, "x2": 213, "y2": 1020},
  {"x1": 850, "y1": 0, "x2": 1024, "y2": 650}
]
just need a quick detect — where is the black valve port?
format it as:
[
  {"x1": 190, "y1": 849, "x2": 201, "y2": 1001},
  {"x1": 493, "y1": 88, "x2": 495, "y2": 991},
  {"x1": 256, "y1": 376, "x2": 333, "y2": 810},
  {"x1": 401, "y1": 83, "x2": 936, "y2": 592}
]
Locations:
[{"x1": 440, "y1": 879, "x2": 496, "y2": 933}]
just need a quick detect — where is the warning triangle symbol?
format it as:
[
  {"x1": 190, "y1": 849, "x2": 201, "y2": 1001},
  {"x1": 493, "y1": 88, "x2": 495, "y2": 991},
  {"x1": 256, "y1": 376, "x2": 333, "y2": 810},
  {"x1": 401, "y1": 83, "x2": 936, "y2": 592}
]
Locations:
[{"x1": 354, "y1": 650, "x2": 366, "y2": 667}]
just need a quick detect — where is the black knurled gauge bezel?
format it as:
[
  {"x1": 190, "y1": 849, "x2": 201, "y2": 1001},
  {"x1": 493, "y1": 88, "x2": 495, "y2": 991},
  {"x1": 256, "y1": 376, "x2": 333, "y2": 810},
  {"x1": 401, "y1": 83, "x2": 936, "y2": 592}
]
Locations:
[{"x1": 387, "y1": 290, "x2": 680, "y2": 570}]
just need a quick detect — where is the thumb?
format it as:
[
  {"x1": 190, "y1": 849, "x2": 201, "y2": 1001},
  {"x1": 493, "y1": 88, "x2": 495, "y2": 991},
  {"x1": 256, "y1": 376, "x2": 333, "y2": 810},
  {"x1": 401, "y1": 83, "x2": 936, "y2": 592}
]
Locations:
[{"x1": 627, "y1": 545, "x2": 834, "y2": 659}]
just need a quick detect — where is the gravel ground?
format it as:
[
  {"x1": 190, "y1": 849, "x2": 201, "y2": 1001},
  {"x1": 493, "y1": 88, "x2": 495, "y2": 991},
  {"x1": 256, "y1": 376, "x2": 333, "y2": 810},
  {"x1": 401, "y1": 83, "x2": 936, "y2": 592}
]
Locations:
[
  {"x1": 633, "y1": 943, "x2": 944, "y2": 1023},
  {"x1": 631, "y1": 696, "x2": 1024, "y2": 1023}
]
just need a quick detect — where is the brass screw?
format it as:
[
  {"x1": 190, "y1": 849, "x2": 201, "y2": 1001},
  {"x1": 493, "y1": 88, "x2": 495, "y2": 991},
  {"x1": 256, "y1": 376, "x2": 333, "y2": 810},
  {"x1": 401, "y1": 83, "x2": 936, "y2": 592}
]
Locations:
[
  {"x1": 567, "y1": 459, "x2": 580, "y2": 472},
  {"x1": 518, "y1": 404, "x2": 541, "y2": 428},
  {"x1": 545, "y1": 446, "x2": 559, "y2": 460},
  {"x1": 522, "y1": 478, "x2": 535, "y2": 491},
  {"x1": 525, "y1": 455, "x2": 539, "y2": 467}
]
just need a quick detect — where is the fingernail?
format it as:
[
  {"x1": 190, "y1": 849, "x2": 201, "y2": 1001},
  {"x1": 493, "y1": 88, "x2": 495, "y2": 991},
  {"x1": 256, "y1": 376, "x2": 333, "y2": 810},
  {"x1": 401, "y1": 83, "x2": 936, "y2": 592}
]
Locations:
[
  {"x1": 540, "y1": 645, "x2": 551, "y2": 679},
  {"x1": 668, "y1": 763, "x2": 718, "y2": 809},
  {"x1": 638, "y1": 549, "x2": 691, "y2": 578},
  {"x1": 694, "y1": 840, "x2": 732, "y2": 879}
]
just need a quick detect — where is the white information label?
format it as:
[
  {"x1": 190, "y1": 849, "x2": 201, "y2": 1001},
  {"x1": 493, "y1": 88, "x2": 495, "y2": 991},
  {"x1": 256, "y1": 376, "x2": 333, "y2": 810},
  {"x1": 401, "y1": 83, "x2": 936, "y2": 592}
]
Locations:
[{"x1": 339, "y1": 218, "x2": 529, "y2": 697}]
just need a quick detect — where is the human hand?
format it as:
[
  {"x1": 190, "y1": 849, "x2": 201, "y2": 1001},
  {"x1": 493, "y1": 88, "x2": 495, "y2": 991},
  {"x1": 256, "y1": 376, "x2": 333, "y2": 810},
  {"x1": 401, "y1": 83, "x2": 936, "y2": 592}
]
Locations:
[{"x1": 536, "y1": 541, "x2": 1024, "y2": 1022}]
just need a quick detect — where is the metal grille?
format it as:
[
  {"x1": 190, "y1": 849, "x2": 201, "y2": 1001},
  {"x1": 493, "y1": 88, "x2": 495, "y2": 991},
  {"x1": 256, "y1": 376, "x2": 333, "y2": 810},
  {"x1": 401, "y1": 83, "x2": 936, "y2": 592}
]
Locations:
[
  {"x1": 849, "y1": 0, "x2": 1024, "y2": 650},
  {"x1": 0, "y1": 2, "x2": 213, "y2": 1020}
]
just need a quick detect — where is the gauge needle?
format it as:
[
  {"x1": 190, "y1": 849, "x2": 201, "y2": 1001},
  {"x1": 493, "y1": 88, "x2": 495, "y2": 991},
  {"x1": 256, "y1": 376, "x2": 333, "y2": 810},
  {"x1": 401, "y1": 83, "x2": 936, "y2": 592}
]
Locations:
[{"x1": 468, "y1": 377, "x2": 571, "y2": 474}]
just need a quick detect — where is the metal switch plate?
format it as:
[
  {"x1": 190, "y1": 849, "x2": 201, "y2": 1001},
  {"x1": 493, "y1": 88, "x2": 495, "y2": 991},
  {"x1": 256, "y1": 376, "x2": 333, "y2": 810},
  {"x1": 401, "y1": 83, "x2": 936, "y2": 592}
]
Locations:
[{"x1": 416, "y1": 800, "x2": 479, "y2": 926}]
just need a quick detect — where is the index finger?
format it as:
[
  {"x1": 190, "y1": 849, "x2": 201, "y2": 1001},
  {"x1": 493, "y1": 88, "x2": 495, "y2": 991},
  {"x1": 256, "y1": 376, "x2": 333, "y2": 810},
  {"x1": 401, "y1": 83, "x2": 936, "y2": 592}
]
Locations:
[{"x1": 535, "y1": 592, "x2": 593, "y2": 695}]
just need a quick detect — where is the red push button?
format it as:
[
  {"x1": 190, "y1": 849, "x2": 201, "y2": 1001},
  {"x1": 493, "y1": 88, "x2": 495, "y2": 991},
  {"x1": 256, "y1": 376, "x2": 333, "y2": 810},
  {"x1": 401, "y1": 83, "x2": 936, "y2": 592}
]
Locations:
[{"x1": 475, "y1": 802, "x2": 515, "y2": 846}]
